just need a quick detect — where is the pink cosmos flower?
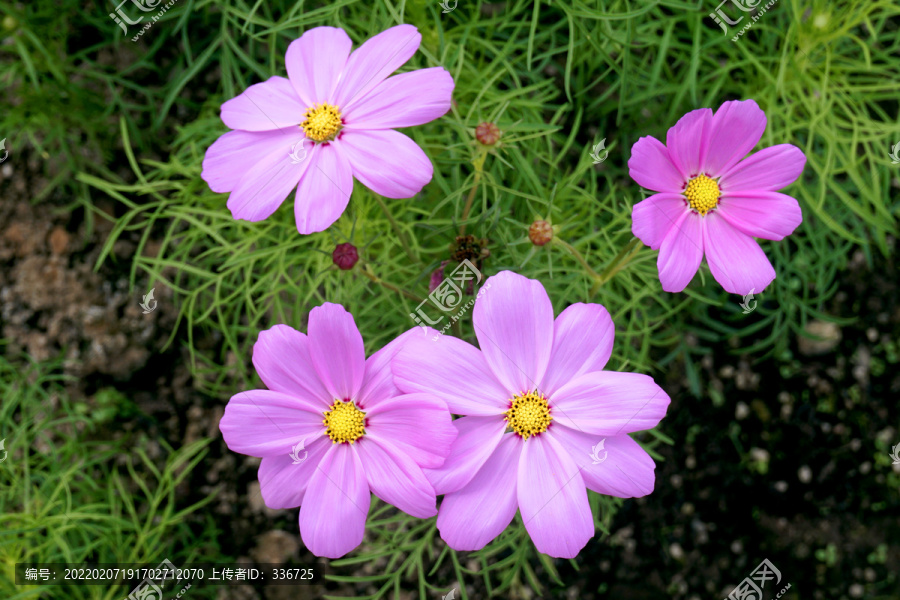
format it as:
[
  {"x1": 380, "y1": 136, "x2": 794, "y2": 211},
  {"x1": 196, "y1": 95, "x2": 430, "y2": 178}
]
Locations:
[
  {"x1": 219, "y1": 304, "x2": 456, "y2": 558},
  {"x1": 391, "y1": 271, "x2": 670, "y2": 558},
  {"x1": 628, "y1": 99, "x2": 806, "y2": 295},
  {"x1": 202, "y1": 25, "x2": 454, "y2": 234}
]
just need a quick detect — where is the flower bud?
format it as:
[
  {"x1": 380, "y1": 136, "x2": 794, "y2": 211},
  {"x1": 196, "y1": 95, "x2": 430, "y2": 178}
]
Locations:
[
  {"x1": 528, "y1": 220, "x2": 553, "y2": 246},
  {"x1": 332, "y1": 243, "x2": 359, "y2": 270},
  {"x1": 475, "y1": 122, "x2": 501, "y2": 146}
]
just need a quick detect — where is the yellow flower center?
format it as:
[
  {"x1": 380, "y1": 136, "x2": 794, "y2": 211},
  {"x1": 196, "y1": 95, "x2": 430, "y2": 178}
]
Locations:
[
  {"x1": 322, "y1": 400, "x2": 365, "y2": 444},
  {"x1": 504, "y1": 392, "x2": 552, "y2": 440},
  {"x1": 301, "y1": 103, "x2": 343, "y2": 142},
  {"x1": 684, "y1": 174, "x2": 721, "y2": 216}
]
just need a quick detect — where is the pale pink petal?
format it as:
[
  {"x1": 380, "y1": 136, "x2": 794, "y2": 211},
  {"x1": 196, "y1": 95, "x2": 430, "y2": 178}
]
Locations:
[
  {"x1": 718, "y1": 144, "x2": 806, "y2": 192},
  {"x1": 226, "y1": 136, "x2": 310, "y2": 223},
  {"x1": 549, "y1": 426, "x2": 656, "y2": 498},
  {"x1": 285, "y1": 26, "x2": 352, "y2": 106},
  {"x1": 701, "y1": 99, "x2": 766, "y2": 177},
  {"x1": 436, "y1": 435, "x2": 521, "y2": 551},
  {"x1": 365, "y1": 393, "x2": 457, "y2": 469},
  {"x1": 202, "y1": 128, "x2": 301, "y2": 194},
  {"x1": 334, "y1": 24, "x2": 422, "y2": 109},
  {"x1": 356, "y1": 437, "x2": 436, "y2": 518},
  {"x1": 717, "y1": 191, "x2": 802, "y2": 241},
  {"x1": 298, "y1": 445, "x2": 371, "y2": 558},
  {"x1": 423, "y1": 416, "x2": 507, "y2": 495},
  {"x1": 518, "y1": 434, "x2": 593, "y2": 558},
  {"x1": 343, "y1": 67, "x2": 453, "y2": 130},
  {"x1": 539, "y1": 303, "x2": 615, "y2": 397},
  {"x1": 358, "y1": 328, "x2": 422, "y2": 410},
  {"x1": 665, "y1": 108, "x2": 712, "y2": 178},
  {"x1": 258, "y1": 434, "x2": 332, "y2": 508},
  {"x1": 293, "y1": 143, "x2": 353, "y2": 234},
  {"x1": 628, "y1": 135, "x2": 685, "y2": 193},
  {"x1": 307, "y1": 303, "x2": 365, "y2": 401},
  {"x1": 702, "y1": 212, "x2": 776, "y2": 295},
  {"x1": 252, "y1": 325, "x2": 332, "y2": 408},
  {"x1": 632, "y1": 193, "x2": 691, "y2": 250},
  {"x1": 473, "y1": 271, "x2": 554, "y2": 395},
  {"x1": 392, "y1": 334, "x2": 509, "y2": 416},
  {"x1": 550, "y1": 371, "x2": 670, "y2": 435},
  {"x1": 337, "y1": 129, "x2": 433, "y2": 198},
  {"x1": 220, "y1": 76, "x2": 306, "y2": 131},
  {"x1": 657, "y1": 210, "x2": 704, "y2": 293},
  {"x1": 219, "y1": 390, "x2": 325, "y2": 457}
]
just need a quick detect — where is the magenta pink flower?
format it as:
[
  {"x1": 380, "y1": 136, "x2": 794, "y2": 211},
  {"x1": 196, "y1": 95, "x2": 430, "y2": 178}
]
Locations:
[
  {"x1": 219, "y1": 304, "x2": 456, "y2": 558},
  {"x1": 202, "y1": 25, "x2": 454, "y2": 234},
  {"x1": 391, "y1": 271, "x2": 670, "y2": 558},
  {"x1": 628, "y1": 99, "x2": 806, "y2": 295}
]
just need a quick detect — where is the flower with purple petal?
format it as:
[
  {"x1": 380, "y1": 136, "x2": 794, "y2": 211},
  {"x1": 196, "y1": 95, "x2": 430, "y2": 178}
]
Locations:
[
  {"x1": 391, "y1": 271, "x2": 670, "y2": 558},
  {"x1": 628, "y1": 99, "x2": 806, "y2": 295},
  {"x1": 202, "y1": 25, "x2": 454, "y2": 234},
  {"x1": 219, "y1": 304, "x2": 456, "y2": 558}
]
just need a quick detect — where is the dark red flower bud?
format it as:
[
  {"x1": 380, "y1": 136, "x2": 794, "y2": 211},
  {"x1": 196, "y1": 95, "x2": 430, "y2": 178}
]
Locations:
[
  {"x1": 429, "y1": 261, "x2": 449, "y2": 293},
  {"x1": 332, "y1": 243, "x2": 359, "y2": 270},
  {"x1": 475, "y1": 122, "x2": 501, "y2": 146},
  {"x1": 528, "y1": 220, "x2": 553, "y2": 246}
]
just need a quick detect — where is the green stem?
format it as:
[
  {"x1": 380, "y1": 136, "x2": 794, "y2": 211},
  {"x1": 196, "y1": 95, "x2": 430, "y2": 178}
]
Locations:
[
  {"x1": 553, "y1": 238, "x2": 602, "y2": 280},
  {"x1": 359, "y1": 264, "x2": 423, "y2": 302},
  {"x1": 589, "y1": 237, "x2": 643, "y2": 296},
  {"x1": 375, "y1": 195, "x2": 418, "y2": 264},
  {"x1": 459, "y1": 151, "x2": 488, "y2": 235}
]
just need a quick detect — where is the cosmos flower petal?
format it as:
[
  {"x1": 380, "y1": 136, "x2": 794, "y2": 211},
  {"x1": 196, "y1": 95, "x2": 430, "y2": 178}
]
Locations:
[
  {"x1": 337, "y1": 129, "x2": 433, "y2": 198},
  {"x1": 202, "y1": 129, "x2": 302, "y2": 194},
  {"x1": 549, "y1": 426, "x2": 656, "y2": 498},
  {"x1": 539, "y1": 303, "x2": 615, "y2": 397},
  {"x1": 473, "y1": 271, "x2": 554, "y2": 395},
  {"x1": 226, "y1": 134, "x2": 310, "y2": 222},
  {"x1": 717, "y1": 191, "x2": 803, "y2": 241},
  {"x1": 356, "y1": 437, "x2": 437, "y2": 518},
  {"x1": 702, "y1": 99, "x2": 767, "y2": 177},
  {"x1": 285, "y1": 26, "x2": 352, "y2": 106},
  {"x1": 334, "y1": 24, "x2": 422, "y2": 110},
  {"x1": 550, "y1": 371, "x2": 671, "y2": 436},
  {"x1": 252, "y1": 325, "x2": 332, "y2": 408},
  {"x1": 436, "y1": 435, "x2": 521, "y2": 551},
  {"x1": 423, "y1": 416, "x2": 507, "y2": 495},
  {"x1": 719, "y1": 144, "x2": 806, "y2": 192},
  {"x1": 627, "y1": 135, "x2": 685, "y2": 193},
  {"x1": 665, "y1": 107, "x2": 713, "y2": 178},
  {"x1": 258, "y1": 435, "x2": 332, "y2": 508},
  {"x1": 358, "y1": 327, "x2": 422, "y2": 410},
  {"x1": 392, "y1": 334, "x2": 510, "y2": 416},
  {"x1": 657, "y1": 210, "x2": 704, "y2": 293},
  {"x1": 298, "y1": 445, "x2": 371, "y2": 559},
  {"x1": 219, "y1": 390, "x2": 325, "y2": 457},
  {"x1": 220, "y1": 76, "x2": 306, "y2": 132},
  {"x1": 631, "y1": 192, "x2": 691, "y2": 250},
  {"x1": 307, "y1": 303, "x2": 366, "y2": 401},
  {"x1": 702, "y1": 212, "x2": 776, "y2": 295},
  {"x1": 293, "y1": 144, "x2": 353, "y2": 234},
  {"x1": 518, "y1": 434, "x2": 593, "y2": 559},
  {"x1": 365, "y1": 393, "x2": 457, "y2": 469},
  {"x1": 343, "y1": 67, "x2": 454, "y2": 130}
]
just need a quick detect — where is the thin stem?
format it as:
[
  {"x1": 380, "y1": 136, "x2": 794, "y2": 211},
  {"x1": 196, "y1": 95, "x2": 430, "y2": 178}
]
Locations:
[
  {"x1": 459, "y1": 151, "x2": 488, "y2": 235},
  {"x1": 589, "y1": 237, "x2": 643, "y2": 296},
  {"x1": 359, "y1": 263, "x2": 424, "y2": 303},
  {"x1": 553, "y1": 237, "x2": 602, "y2": 280},
  {"x1": 375, "y1": 195, "x2": 418, "y2": 264}
]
